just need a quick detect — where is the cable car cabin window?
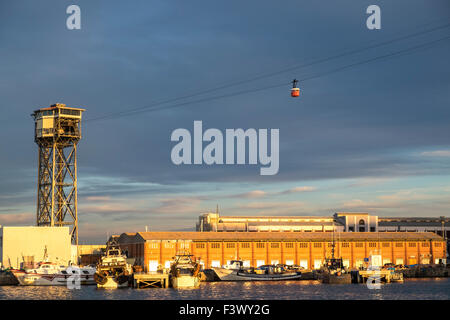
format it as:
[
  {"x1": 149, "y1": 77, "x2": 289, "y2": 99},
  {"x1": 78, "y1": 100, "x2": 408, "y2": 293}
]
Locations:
[
  {"x1": 211, "y1": 243, "x2": 221, "y2": 249},
  {"x1": 256, "y1": 243, "x2": 265, "y2": 249},
  {"x1": 435, "y1": 243, "x2": 442, "y2": 247},
  {"x1": 241, "y1": 242, "x2": 250, "y2": 248},
  {"x1": 369, "y1": 242, "x2": 377, "y2": 248},
  {"x1": 421, "y1": 242, "x2": 430, "y2": 247},
  {"x1": 408, "y1": 243, "x2": 416, "y2": 247},
  {"x1": 285, "y1": 243, "x2": 294, "y2": 249},
  {"x1": 382, "y1": 243, "x2": 390, "y2": 247},
  {"x1": 270, "y1": 243, "x2": 280, "y2": 248},
  {"x1": 298, "y1": 243, "x2": 308, "y2": 248},
  {"x1": 395, "y1": 243, "x2": 404, "y2": 247},
  {"x1": 313, "y1": 243, "x2": 322, "y2": 248},
  {"x1": 41, "y1": 110, "x2": 54, "y2": 116},
  {"x1": 355, "y1": 243, "x2": 364, "y2": 248},
  {"x1": 342, "y1": 242, "x2": 350, "y2": 248},
  {"x1": 196, "y1": 243, "x2": 205, "y2": 249},
  {"x1": 226, "y1": 243, "x2": 235, "y2": 249},
  {"x1": 60, "y1": 109, "x2": 80, "y2": 116}
]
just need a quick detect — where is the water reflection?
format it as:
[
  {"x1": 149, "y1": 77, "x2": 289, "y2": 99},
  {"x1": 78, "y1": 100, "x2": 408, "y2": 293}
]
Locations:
[{"x1": 0, "y1": 278, "x2": 448, "y2": 300}]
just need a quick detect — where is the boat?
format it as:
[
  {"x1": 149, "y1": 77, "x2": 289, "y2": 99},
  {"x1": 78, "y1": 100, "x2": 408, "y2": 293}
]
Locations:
[
  {"x1": 169, "y1": 252, "x2": 201, "y2": 288},
  {"x1": 11, "y1": 247, "x2": 95, "y2": 286},
  {"x1": 319, "y1": 224, "x2": 352, "y2": 284},
  {"x1": 319, "y1": 258, "x2": 352, "y2": 284},
  {"x1": 94, "y1": 239, "x2": 132, "y2": 289},
  {"x1": 213, "y1": 261, "x2": 302, "y2": 281},
  {"x1": 11, "y1": 262, "x2": 96, "y2": 286}
]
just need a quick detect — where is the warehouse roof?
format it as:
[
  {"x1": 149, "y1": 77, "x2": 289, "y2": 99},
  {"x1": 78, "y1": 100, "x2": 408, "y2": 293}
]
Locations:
[{"x1": 116, "y1": 231, "x2": 443, "y2": 243}]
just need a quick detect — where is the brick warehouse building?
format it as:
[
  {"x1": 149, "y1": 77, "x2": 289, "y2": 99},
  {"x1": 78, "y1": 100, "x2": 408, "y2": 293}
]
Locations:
[{"x1": 116, "y1": 231, "x2": 446, "y2": 272}]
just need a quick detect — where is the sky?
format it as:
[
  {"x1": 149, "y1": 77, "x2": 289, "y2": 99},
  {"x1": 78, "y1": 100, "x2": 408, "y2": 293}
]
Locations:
[{"x1": 0, "y1": 1, "x2": 449, "y2": 243}]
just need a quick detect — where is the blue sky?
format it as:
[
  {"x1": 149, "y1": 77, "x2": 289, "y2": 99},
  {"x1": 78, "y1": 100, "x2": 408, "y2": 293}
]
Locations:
[{"x1": 0, "y1": 1, "x2": 449, "y2": 243}]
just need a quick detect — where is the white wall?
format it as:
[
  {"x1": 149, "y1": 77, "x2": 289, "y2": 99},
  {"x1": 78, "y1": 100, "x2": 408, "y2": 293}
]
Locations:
[{"x1": 0, "y1": 226, "x2": 71, "y2": 269}]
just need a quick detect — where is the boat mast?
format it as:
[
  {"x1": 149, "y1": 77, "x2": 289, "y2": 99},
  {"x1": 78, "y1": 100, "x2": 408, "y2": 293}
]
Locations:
[{"x1": 331, "y1": 221, "x2": 335, "y2": 260}]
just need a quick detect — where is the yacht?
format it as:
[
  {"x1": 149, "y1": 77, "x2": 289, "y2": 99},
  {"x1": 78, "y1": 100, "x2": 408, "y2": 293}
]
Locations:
[
  {"x1": 169, "y1": 253, "x2": 201, "y2": 288},
  {"x1": 94, "y1": 239, "x2": 132, "y2": 289}
]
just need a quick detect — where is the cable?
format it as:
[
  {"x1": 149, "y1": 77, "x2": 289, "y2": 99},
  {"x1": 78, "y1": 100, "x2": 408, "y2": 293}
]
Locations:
[
  {"x1": 86, "y1": 35, "x2": 450, "y2": 122},
  {"x1": 86, "y1": 21, "x2": 450, "y2": 122}
]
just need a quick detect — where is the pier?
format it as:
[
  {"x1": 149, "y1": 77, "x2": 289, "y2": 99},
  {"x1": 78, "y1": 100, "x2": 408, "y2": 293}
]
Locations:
[{"x1": 133, "y1": 272, "x2": 169, "y2": 288}]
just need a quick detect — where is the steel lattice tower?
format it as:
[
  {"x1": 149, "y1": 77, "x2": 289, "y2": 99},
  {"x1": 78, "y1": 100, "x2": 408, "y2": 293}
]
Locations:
[{"x1": 32, "y1": 103, "x2": 85, "y2": 245}]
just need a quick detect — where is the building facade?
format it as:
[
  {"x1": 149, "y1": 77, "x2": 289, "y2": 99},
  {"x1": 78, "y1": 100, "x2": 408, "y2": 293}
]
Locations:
[
  {"x1": 0, "y1": 226, "x2": 73, "y2": 269},
  {"x1": 116, "y1": 231, "x2": 446, "y2": 272},
  {"x1": 196, "y1": 212, "x2": 450, "y2": 239}
]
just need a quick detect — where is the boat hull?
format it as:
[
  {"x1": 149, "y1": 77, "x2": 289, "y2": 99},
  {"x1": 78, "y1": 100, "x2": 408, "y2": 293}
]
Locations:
[
  {"x1": 96, "y1": 276, "x2": 129, "y2": 289},
  {"x1": 213, "y1": 268, "x2": 302, "y2": 281},
  {"x1": 320, "y1": 273, "x2": 352, "y2": 284},
  {"x1": 12, "y1": 270, "x2": 95, "y2": 286},
  {"x1": 171, "y1": 275, "x2": 200, "y2": 288}
]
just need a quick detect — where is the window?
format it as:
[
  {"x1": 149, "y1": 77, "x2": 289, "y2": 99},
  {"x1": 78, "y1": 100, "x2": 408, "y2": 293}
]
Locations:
[
  {"x1": 369, "y1": 242, "x2": 377, "y2": 248},
  {"x1": 196, "y1": 243, "x2": 205, "y2": 249},
  {"x1": 164, "y1": 242, "x2": 174, "y2": 249},
  {"x1": 226, "y1": 243, "x2": 235, "y2": 249},
  {"x1": 435, "y1": 243, "x2": 442, "y2": 247},
  {"x1": 408, "y1": 243, "x2": 416, "y2": 247},
  {"x1": 313, "y1": 243, "x2": 322, "y2": 248},
  {"x1": 150, "y1": 243, "x2": 158, "y2": 249},
  {"x1": 270, "y1": 243, "x2": 280, "y2": 248},
  {"x1": 370, "y1": 227, "x2": 376, "y2": 232},
  {"x1": 241, "y1": 242, "x2": 250, "y2": 248},
  {"x1": 355, "y1": 242, "x2": 364, "y2": 248},
  {"x1": 395, "y1": 243, "x2": 403, "y2": 247},
  {"x1": 211, "y1": 243, "x2": 221, "y2": 249},
  {"x1": 256, "y1": 243, "x2": 265, "y2": 249},
  {"x1": 285, "y1": 242, "x2": 294, "y2": 248},
  {"x1": 359, "y1": 219, "x2": 365, "y2": 225},
  {"x1": 348, "y1": 226, "x2": 355, "y2": 232},
  {"x1": 342, "y1": 242, "x2": 349, "y2": 248},
  {"x1": 382, "y1": 243, "x2": 390, "y2": 247},
  {"x1": 298, "y1": 243, "x2": 308, "y2": 248},
  {"x1": 421, "y1": 242, "x2": 429, "y2": 247},
  {"x1": 60, "y1": 109, "x2": 80, "y2": 116}
]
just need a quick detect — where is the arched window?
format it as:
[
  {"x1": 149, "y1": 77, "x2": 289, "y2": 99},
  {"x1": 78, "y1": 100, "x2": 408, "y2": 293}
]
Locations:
[{"x1": 358, "y1": 219, "x2": 365, "y2": 232}]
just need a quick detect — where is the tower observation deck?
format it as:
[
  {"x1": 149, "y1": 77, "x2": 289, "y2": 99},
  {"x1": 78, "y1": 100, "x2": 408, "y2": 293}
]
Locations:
[{"x1": 32, "y1": 103, "x2": 85, "y2": 245}]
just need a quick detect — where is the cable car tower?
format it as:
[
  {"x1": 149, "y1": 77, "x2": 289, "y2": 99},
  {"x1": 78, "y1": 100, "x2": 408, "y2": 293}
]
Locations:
[{"x1": 32, "y1": 103, "x2": 85, "y2": 245}]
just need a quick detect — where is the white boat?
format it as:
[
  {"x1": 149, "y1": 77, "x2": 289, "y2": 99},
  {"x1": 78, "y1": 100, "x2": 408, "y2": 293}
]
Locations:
[
  {"x1": 11, "y1": 262, "x2": 96, "y2": 286},
  {"x1": 170, "y1": 252, "x2": 201, "y2": 288},
  {"x1": 94, "y1": 239, "x2": 132, "y2": 289},
  {"x1": 213, "y1": 262, "x2": 302, "y2": 281}
]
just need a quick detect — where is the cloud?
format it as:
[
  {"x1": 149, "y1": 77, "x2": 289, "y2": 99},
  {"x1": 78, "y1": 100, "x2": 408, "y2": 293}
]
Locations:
[
  {"x1": 420, "y1": 150, "x2": 450, "y2": 157},
  {"x1": 282, "y1": 186, "x2": 317, "y2": 194},
  {"x1": 229, "y1": 190, "x2": 268, "y2": 199},
  {"x1": 0, "y1": 213, "x2": 33, "y2": 225},
  {"x1": 151, "y1": 197, "x2": 203, "y2": 214},
  {"x1": 236, "y1": 201, "x2": 305, "y2": 210},
  {"x1": 84, "y1": 196, "x2": 111, "y2": 201}
]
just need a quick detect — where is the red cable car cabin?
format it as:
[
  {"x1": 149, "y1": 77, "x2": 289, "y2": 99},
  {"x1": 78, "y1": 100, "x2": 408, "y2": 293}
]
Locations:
[
  {"x1": 291, "y1": 87, "x2": 300, "y2": 97},
  {"x1": 291, "y1": 79, "x2": 300, "y2": 97}
]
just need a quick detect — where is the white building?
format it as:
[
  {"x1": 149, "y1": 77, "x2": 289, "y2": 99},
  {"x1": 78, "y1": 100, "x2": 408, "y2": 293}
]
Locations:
[{"x1": 0, "y1": 226, "x2": 74, "y2": 269}]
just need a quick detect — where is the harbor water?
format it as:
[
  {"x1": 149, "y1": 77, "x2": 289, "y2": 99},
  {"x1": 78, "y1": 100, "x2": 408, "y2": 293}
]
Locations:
[{"x1": 0, "y1": 278, "x2": 448, "y2": 300}]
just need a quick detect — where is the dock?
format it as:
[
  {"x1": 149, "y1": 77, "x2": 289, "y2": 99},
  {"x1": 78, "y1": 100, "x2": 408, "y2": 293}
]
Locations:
[
  {"x1": 133, "y1": 272, "x2": 169, "y2": 288},
  {"x1": 358, "y1": 270, "x2": 398, "y2": 283}
]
